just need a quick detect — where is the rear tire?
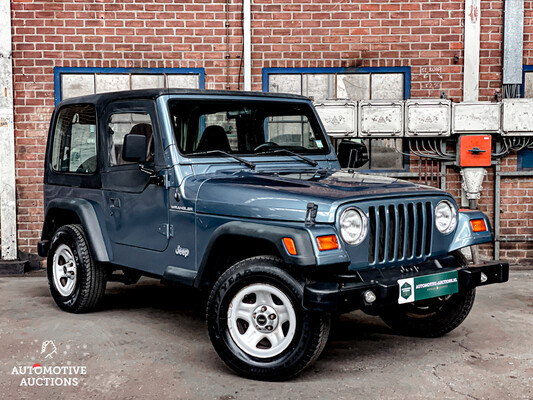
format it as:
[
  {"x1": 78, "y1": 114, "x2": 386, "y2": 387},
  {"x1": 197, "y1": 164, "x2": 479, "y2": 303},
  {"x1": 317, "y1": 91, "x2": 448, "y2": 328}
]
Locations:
[
  {"x1": 47, "y1": 224, "x2": 107, "y2": 313},
  {"x1": 206, "y1": 256, "x2": 330, "y2": 381}
]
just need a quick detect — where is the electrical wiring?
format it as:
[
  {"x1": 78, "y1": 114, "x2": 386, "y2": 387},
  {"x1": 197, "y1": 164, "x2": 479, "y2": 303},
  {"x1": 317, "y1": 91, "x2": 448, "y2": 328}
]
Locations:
[
  {"x1": 413, "y1": 139, "x2": 454, "y2": 160},
  {"x1": 491, "y1": 137, "x2": 533, "y2": 158},
  {"x1": 392, "y1": 138, "x2": 455, "y2": 161}
]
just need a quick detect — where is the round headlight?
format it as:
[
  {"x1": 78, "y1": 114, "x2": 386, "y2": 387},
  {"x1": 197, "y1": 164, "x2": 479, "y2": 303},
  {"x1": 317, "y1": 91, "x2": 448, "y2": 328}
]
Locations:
[
  {"x1": 435, "y1": 200, "x2": 457, "y2": 234},
  {"x1": 339, "y1": 207, "x2": 368, "y2": 245}
]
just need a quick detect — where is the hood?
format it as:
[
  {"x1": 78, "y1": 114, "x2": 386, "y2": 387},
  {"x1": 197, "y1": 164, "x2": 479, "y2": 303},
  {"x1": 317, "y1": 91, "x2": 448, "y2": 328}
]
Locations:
[{"x1": 194, "y1": 169, "x2": 448, "y2": 223}]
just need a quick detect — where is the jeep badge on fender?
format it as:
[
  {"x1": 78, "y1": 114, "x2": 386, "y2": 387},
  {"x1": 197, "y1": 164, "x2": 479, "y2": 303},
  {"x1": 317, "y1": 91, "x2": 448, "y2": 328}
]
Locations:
[{"x1": 38, "y1": 89, "x2": 509, "y2": 381}]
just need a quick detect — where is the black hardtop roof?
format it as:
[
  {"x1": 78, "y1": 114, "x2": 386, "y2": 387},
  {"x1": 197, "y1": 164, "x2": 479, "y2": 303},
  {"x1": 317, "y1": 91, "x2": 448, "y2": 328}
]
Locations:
[{"x1": 57, "y1": 88, "x2": 310, "y2": 109}]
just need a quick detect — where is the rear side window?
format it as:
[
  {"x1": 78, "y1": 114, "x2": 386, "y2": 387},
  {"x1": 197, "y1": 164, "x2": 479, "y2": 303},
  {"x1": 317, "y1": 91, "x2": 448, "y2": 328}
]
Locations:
[{"x1": 51, "y1": 104, "x2": 97, "y2": 174}]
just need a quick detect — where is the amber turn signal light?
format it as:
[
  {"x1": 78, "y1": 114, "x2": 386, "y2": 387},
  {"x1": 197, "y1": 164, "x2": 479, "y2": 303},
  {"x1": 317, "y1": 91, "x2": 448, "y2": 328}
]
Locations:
[
  {"x1": 282, "y1": 237, "x2": 297, "y2": 255},
  {"x1": 316, "y1": 235, "x2": 339, "y2": 251},
  {"x1": 470, "y1": 219, "x2": 487, "y2": 233}
]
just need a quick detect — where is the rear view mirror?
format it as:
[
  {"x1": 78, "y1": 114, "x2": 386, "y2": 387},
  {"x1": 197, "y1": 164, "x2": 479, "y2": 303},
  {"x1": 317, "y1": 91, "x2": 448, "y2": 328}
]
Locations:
[
  {"x1": 337, "y1": 140, "x2": 369, "y2": 169},
  {"x1": 122, "y1": 134, "x2": 147, "y2": 163}
]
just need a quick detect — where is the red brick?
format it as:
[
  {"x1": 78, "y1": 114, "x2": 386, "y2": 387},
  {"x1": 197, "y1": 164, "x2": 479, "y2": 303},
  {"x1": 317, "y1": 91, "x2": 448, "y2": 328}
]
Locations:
[{"x1": 5, "y1": 0, "x2": 528, "y2": 262}]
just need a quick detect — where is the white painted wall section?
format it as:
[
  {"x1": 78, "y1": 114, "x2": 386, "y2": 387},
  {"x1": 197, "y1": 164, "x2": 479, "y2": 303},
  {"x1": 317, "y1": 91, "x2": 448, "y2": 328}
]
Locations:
[
  {"x1": 0, "y1": 0, "x2": 17, "y2": 260},
  {"x1": 463, "y1": 0, "x2": 481, "y2": 101}
]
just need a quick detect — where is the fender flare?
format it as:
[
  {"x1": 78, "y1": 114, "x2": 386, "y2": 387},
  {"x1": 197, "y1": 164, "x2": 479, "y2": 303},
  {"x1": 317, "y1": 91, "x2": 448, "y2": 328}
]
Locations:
[
  {"x1": 449, "y1": 210, "x2": 493, "y2": 252},
  {"x1": 193, "y1": 221, "x2": 316, "y2": 288},
  {"x1": 40, "y1": 198, "x2": 112, "y2": 262}
]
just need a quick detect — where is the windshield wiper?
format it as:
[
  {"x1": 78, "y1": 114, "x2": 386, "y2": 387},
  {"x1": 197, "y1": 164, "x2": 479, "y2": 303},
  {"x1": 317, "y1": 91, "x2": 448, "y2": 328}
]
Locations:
[
  {"x1": 187, "y1": 150, "x2": 256, "y2": 169},
  {"x1": 256, "y1": 149, "x2": 318, "y2": 167}
]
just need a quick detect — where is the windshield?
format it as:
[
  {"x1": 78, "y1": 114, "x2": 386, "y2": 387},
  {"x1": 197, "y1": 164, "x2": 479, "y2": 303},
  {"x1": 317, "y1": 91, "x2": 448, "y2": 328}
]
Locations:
[{"x1": 168, "y1": 99, "x2": 329, "y2": 155}]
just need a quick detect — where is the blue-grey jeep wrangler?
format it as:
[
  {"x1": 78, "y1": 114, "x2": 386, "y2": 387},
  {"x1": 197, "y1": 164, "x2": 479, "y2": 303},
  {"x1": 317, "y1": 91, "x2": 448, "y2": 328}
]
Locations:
[{"x1": 39, "y1": 89, "x2": 509, "y2": 381}]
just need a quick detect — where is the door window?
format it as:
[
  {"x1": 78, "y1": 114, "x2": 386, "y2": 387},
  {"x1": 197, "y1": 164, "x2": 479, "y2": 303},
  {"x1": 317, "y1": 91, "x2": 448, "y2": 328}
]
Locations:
[{"x1": 107, "y1": 112, "x2": 154, "y2": 166}]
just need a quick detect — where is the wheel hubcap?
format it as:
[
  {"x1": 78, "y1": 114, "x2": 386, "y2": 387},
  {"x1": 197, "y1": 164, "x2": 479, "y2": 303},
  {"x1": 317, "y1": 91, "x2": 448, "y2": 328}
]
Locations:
[
  {"x1": 52, "y1": 244, "x2": 77, "y2": 297},
  {"x1": 227, "y1": 283, "x2": 297, "y2": 359},
  {"x1": 252, "y1": 304, "x2": 278, "y2": 332}
]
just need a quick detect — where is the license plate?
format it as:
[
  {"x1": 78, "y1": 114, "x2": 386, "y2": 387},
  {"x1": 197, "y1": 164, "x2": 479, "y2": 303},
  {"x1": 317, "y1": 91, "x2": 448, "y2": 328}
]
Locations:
[{"x1": 397, "y1": 270, "x2": 459, "y2": 304}]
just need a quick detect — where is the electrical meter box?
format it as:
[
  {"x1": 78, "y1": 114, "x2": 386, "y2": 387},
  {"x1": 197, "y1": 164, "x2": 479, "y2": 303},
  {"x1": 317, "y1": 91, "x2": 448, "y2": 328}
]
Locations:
[
  {"x1": 501, "y1": 99, "x2": 533, "y2": 136},
  {"x1": 458, "y1": 134, "x2": 492, "y2": 167},
  {"x1": 358, "y1": 100, "x2": 404, "y2": 137},
  {"x1": 405, "y1": 99, "x2": 451, "y2": 137},
  {"x1": 314, "y1": 100, "x2": 357, "y2": 137},
  {"x1": 452, "y1": 102, "x2": 501, "y2": 134}
]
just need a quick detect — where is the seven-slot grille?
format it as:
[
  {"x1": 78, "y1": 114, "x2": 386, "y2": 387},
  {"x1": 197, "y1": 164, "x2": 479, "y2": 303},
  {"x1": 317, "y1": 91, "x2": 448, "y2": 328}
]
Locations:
[{"x1": 368, "y1": 201, "x2": 433, "y2": 265}]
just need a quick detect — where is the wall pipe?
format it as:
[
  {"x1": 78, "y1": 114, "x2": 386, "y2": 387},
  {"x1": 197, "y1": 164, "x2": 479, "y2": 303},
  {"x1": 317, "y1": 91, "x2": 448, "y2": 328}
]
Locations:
[
  {"x1": 463, "y1": 0, "x2": 481, "y2": 101},
  {"x1": 243, "y1": 0, "x2": 251, "y2": 91},
  {"x1": 494, "y1": 163, "x2": 501, "y2": 260}
]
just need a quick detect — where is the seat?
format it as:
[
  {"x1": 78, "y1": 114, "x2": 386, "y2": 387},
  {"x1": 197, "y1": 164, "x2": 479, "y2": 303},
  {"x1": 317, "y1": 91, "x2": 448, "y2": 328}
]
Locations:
[{"x1": 196, "y1": 125, "x2": 231, "y2": 152}]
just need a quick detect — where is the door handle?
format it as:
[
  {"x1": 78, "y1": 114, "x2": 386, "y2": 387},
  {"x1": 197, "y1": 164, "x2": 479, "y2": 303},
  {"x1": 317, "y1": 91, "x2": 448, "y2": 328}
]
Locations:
[{"x1": 110, "y1": 198, "x2": 121, "y2": 208}]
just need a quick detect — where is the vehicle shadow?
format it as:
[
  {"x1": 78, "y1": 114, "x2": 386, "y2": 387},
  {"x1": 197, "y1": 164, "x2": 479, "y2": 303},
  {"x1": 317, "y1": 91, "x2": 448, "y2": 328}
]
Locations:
[
  {"x1": 99, "y1": 279, "x2": 401, "y2": 367},
  {"x1": 100, "y1": 279, "x2": 394, "y2": 341},
  {"x1": 101, "y1": 278, "x2": 208, "y2": 316}
]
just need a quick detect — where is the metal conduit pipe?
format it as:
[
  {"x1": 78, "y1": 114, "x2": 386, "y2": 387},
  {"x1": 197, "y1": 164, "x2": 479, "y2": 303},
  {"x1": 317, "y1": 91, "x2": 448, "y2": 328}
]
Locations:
[{"x1": 243, "y1": 0, "x2": 251, "y2": 91}]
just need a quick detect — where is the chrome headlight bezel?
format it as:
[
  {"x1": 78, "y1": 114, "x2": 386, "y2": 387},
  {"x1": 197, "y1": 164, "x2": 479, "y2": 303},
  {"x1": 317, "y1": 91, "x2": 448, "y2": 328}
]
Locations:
[
  {"x1": 339, "y1": 207, "x2": 368, "y2": 245},
  {"x1": 434, "y1": 200, "x2": 457, "y2": 234}
]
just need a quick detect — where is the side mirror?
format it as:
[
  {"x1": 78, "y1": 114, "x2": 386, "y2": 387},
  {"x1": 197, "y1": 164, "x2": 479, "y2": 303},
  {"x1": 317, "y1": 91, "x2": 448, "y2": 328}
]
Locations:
[
  {"x1": 337, "y1": 140, "x2": 369, "y2": 169},
  {"x1": 122, "y1": 134, "x2": 147, "y2": 163}
]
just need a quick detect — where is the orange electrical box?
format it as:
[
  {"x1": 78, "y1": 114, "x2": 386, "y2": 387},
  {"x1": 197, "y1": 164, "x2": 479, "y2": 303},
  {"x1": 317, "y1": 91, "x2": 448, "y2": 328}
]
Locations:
[{"x1": 458, "y1": 135, "x2": 492, "y2": 167}]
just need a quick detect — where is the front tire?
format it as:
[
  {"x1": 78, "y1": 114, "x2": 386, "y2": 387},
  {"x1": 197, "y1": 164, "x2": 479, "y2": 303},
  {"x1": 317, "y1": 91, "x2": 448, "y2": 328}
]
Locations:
[
  {"x1": 206, "y1": 256, "x2": 330, "y2": 381},
  {"x1": 380, "y1": 251, "x2": 476, "y2": 338},
  {"x1": 47, "y1": 224, "x2": 107, "y2": 313},
  {"x1": 379, "y1": 288, "x2": 476, "y2": 338}
]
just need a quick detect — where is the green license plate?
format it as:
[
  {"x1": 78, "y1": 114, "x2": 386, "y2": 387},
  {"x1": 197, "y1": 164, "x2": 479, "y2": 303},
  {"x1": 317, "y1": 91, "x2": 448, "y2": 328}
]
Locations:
[{"x1": 397, "y1": 270, "x2": 459, "y2": 304}]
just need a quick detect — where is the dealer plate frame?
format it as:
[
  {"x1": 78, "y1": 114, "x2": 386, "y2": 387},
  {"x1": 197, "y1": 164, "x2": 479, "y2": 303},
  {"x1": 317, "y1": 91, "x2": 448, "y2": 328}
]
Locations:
[{"x1": 397, "y1": 270, "x2": 459, "y2": 304}]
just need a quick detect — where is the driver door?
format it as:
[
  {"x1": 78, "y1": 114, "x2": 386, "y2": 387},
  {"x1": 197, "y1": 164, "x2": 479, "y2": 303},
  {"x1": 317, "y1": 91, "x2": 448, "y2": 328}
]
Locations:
[{"x1": 101, "y1": 100, "x2": 169, "y2": 254}]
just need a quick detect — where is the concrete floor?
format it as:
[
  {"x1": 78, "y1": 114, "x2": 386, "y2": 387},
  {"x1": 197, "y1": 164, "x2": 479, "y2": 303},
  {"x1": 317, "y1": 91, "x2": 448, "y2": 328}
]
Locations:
[{"x1": 0, "y1": 271, "x2": 532, "y2": 400}]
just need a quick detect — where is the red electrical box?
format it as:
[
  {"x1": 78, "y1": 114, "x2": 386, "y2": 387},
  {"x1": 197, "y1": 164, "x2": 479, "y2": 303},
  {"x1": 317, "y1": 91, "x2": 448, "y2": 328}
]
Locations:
[{"x1": 458, "y1": 135, "x2": 492, "y2": 167}]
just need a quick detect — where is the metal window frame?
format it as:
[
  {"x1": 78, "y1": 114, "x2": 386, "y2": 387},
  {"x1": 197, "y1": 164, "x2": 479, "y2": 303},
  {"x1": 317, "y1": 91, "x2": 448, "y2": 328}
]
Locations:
[
  {"x1": 54, "y1": 67, "x2": 206, "y2": 105},
  {"x1": 262, "y1": 67, "x2": 411, "y2": 99},
  {"x1": 262, "y1": 67, "x2": 411, "y2": 172}
]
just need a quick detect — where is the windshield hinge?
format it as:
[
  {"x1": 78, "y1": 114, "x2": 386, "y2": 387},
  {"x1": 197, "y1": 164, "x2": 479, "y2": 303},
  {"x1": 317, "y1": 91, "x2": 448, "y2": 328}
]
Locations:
[{"x1": 305, "y1": 202, "x2": 318, "y2": 227}]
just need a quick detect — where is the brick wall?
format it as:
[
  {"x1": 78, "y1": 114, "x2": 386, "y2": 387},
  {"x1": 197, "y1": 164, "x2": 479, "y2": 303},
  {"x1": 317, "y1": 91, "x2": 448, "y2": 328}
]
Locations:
[{"x1": 6, "y1": 0, "x2": 532, "y2": 266}]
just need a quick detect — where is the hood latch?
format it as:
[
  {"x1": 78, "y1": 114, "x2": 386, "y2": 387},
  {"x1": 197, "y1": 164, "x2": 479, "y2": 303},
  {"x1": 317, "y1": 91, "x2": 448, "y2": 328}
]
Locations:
[{"x1": 305, "y1": 202, "x2": 318, "y2": 227}]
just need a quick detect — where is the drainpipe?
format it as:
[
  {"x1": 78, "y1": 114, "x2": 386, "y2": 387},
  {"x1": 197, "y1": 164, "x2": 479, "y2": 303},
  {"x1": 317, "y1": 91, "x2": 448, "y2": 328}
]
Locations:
[
  {"x1": 0, "y1": 0, "x2": 17, "y2": 263},
  {"x1": 463, "y1": 0, "x2": 481, "y2": 101},
  {"x1": 462, "y1": 0, "x2": 481, "y2": 262},
  {"x1": 243, "y1": 0, "x2": 251, "y2": 91}
]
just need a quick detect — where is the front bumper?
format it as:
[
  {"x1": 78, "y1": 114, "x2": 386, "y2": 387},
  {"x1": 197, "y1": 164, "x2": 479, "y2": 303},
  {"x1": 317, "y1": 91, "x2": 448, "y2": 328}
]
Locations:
[{"x1": 303, "y1": 256, "x2": 509, "y2": 313}]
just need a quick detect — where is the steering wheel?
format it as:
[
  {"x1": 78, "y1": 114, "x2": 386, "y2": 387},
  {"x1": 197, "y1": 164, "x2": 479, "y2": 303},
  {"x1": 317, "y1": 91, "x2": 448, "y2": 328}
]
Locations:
[{"x1": 254, "y1": 142, "x2": 279, "y2": 152}]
